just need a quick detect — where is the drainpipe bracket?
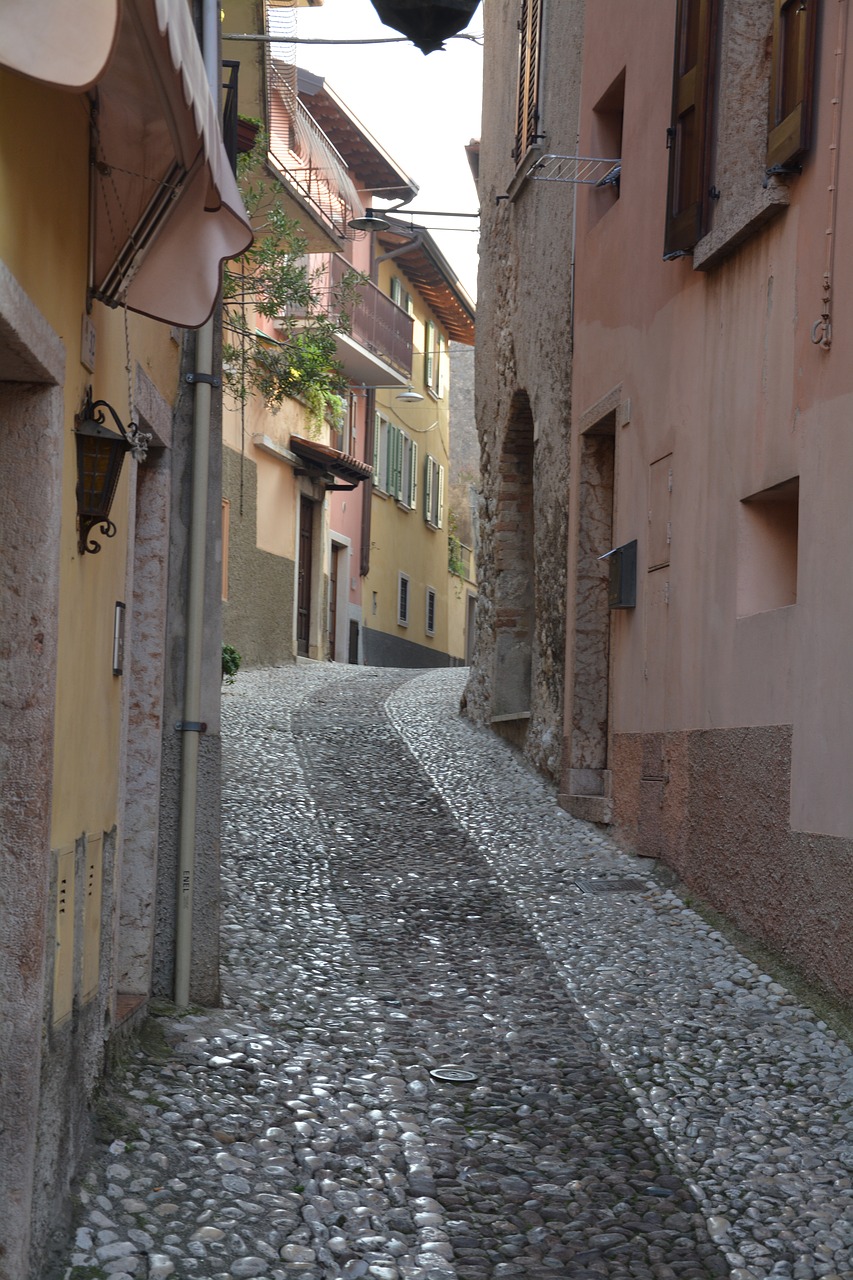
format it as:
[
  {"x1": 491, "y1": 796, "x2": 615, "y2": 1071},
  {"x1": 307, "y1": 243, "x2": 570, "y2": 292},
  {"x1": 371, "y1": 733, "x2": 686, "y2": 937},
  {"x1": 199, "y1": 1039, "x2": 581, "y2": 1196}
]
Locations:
[
  {"x1": 175, "y1": 720, "x2": 208, "y2": 733},
  {"x1": 185, "y1": 372, "x2": 221, "y2": 387}
]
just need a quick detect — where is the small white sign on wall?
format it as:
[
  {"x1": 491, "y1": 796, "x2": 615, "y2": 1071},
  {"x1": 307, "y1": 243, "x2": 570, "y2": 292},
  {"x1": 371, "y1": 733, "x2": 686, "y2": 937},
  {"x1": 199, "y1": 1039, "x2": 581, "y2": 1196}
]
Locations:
[{"x1": 81, "y1": 313, "x2": 96, "y2": 373}]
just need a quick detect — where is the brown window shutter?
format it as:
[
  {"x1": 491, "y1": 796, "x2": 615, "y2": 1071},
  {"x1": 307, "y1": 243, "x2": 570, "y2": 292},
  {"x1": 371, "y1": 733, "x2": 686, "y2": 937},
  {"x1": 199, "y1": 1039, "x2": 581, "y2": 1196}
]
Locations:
[
  {"x1": 767, "y1": 0, "x2": 819, "y2": 169},
  {"x1": 663, "y1": 0, "x2": 719, "y2": 257},
  {"x1": 515, "y1": 0, "x2": 543, "y2": 162}
]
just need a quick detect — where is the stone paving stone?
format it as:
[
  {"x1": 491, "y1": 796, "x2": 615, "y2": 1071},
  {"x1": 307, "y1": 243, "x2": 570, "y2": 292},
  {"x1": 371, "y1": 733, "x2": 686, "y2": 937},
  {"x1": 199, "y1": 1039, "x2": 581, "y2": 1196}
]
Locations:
[{"x1": 55, "y1": 664, "x2": 853, "y2": 1280}]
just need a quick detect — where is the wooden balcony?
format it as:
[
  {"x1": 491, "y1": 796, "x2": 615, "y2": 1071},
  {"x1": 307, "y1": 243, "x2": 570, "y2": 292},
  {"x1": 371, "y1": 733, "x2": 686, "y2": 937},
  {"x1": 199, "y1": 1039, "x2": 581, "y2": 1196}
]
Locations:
[{"x1": 324, "y1": 254, "x2": 413, "y2": 386}]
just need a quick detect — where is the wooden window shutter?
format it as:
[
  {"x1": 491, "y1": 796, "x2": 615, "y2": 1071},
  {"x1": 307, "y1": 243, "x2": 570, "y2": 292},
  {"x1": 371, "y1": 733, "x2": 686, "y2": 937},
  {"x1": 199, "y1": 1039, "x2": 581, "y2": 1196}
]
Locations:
[
  {"x1": 767, "y1": 0, "x2": 819, "y2": 169},
  {"x1": 424, "y1": 453, "x2": 433, "y2": 522},
  {"x1": 395, "y1": 429, "x2": 404, "y2": 500},
  {"x1": 373, "y1": 412, "x2": 382, "y2": 480},
  {"x1": 409, "y1": 440, "x2": 419, "y2": 508},
  {"x1": 515, "y1": 0, "x2": 543, "y2": 162},
  {"x1": 378, "y1": 419, "x2": 389, "y2": 492},
  {"x1": 663, "y1": 0, "x2": 718, "y2": 257},
  {"x1": 437, "y1": 464, "x2": 446, "y2": 529},
  {"x1": 425, "y1": 320, "x2": 435, "y2": 388}
]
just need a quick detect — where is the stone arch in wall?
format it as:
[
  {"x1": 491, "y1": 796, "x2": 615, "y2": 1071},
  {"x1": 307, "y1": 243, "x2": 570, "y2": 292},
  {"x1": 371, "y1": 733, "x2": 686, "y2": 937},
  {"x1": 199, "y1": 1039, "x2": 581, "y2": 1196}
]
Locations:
[{"x1": 492, "y1": 390, "x2": 535, "y2": 720}]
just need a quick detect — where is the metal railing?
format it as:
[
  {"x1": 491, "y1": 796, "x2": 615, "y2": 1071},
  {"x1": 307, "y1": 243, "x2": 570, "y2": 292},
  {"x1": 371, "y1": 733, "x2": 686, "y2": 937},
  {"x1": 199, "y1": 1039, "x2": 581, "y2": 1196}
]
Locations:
[{"x1": 324, "y1": 254, "x2": 413, "y2": 377}]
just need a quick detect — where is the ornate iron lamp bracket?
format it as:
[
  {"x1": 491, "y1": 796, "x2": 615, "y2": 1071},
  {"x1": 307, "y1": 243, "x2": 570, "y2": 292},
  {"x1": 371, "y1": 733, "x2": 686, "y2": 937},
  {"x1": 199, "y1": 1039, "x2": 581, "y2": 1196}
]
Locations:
[{"x1": 74, "y1": 390, "x2": 151, "y2": 555}]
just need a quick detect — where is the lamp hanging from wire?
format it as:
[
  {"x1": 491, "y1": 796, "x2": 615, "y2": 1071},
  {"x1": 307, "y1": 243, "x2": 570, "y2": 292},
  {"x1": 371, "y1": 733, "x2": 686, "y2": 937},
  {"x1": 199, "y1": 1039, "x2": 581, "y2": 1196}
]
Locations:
[{"x1": 368, "y1": 0, "x2": 481, "y2": 54}]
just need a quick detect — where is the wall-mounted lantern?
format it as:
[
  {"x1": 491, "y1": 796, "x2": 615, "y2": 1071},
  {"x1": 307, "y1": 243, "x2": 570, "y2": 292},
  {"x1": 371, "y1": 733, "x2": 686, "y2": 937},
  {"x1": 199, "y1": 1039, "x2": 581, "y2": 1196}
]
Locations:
[{"x1": 74, "y1": 391, "x2": 149, "y2": 555}]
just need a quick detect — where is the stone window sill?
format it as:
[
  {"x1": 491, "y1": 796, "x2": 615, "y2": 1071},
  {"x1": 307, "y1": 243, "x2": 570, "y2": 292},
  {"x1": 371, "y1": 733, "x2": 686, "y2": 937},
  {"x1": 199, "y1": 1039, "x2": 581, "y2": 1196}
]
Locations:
[{"x1": 693, "y1": 178, "x2": 790, "y2": 272}]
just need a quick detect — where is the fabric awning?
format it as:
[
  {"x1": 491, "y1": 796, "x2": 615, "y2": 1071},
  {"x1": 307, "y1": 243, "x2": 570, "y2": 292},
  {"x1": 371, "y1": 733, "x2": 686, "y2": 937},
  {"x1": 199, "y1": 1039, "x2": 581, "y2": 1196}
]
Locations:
[
  {"x1": 0, "y1": 0, "x2": 253, "y2": 329},
  {"x1": 0, "y1": 0, "x2": 120, "y2": 91},
  {"x1": 290, "y1": 435, "x2": 373, "y2": 489}
]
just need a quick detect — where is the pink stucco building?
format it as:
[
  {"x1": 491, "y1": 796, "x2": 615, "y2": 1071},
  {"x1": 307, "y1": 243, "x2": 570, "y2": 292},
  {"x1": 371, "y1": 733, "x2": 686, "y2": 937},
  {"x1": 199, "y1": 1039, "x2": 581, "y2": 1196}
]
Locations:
[{"x1": 473, "y1": 0, "x2": 853, "y2": 1004}]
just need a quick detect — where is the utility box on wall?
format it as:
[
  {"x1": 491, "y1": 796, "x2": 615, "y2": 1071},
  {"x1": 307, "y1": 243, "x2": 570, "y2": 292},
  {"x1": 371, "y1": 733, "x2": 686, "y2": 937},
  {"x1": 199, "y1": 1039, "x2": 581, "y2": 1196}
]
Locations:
[{"x1": 600, "y1": 539, "x2": 637, "y2": 608}]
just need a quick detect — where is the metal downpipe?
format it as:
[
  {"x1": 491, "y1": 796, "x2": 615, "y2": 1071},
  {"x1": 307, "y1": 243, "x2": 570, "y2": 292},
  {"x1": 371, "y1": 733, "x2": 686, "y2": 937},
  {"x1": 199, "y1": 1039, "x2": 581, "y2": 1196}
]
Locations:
[{"x1": 175, "y1": 0, "x2": 220, "y2": 1008}]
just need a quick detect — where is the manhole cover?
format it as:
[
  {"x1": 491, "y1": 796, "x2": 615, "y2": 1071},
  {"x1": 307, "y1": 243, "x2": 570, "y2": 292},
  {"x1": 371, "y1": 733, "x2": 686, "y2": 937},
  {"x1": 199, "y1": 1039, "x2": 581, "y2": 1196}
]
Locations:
[
  {"x1": 573, "y1": 876, "x2": 649, "y2": 894},
  {"x1": 429, "y1": 1065, "x2": 479, "y2": 1083}
]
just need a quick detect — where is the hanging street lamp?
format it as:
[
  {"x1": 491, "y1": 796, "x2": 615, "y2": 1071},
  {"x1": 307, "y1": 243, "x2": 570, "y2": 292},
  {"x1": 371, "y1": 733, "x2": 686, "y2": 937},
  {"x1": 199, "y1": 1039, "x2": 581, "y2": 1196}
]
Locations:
[{"x1": 368, "y1": 0, "x2": 480, "y2": 54}]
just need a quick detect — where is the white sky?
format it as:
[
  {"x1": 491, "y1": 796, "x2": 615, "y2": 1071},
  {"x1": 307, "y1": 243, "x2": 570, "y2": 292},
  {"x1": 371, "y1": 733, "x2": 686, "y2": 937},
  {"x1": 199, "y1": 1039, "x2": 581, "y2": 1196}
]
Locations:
[{"x1": 292, "y1": 0, "x2": 483, "y2": 300}]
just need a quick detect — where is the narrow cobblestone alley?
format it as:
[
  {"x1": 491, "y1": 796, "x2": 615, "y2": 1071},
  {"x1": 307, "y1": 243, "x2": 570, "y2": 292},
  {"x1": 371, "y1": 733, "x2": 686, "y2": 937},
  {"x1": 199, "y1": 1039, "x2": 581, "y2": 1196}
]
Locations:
[{"x1": 61, "y1": 666, "x2": 853, "y2": 1280}]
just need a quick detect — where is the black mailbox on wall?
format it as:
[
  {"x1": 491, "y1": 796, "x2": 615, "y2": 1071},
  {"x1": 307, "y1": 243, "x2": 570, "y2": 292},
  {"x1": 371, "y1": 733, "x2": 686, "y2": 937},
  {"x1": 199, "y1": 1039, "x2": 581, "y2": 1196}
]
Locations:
[{"x1": 599, "y1": 539, "x2": 637, "y2": 609}]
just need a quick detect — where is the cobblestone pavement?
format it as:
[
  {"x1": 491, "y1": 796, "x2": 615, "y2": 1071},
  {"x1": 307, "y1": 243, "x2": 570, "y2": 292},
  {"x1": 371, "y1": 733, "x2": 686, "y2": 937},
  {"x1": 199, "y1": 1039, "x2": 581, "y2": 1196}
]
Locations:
[{"x1": 62, "y1": 665, "x2": 853, "y2": 1280}]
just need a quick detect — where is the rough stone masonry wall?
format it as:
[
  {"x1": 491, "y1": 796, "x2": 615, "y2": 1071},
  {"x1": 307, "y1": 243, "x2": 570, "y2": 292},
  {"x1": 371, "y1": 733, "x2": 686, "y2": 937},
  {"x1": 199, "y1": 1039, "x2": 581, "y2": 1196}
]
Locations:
[
  {"x1": 611, "y1": 725, "x2": 853, "y2": 1004},
  {"x1": 464, "y1": 0, "x2": 585, "y2": 781}
]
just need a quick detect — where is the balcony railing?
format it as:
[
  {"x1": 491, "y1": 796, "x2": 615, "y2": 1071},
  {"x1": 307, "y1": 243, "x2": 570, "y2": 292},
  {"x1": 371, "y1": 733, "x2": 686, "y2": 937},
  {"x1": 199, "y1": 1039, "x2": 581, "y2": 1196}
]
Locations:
[{"x1": 324, "y1": 254, "x2": 413, "y2": 379}]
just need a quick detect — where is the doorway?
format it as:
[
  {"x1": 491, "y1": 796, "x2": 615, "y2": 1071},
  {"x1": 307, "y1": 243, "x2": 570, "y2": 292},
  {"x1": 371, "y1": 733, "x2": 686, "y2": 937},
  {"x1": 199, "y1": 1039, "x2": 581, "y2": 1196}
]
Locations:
[
  {"x1": 567, "y1": 410, "x2": 616, "y2": 819},
  {"x1": 297, "y1": 496, "x2": 314, "y2": 657},
  {"x1": 329, "y1": 543, "x2": 341, "y2": 660}
]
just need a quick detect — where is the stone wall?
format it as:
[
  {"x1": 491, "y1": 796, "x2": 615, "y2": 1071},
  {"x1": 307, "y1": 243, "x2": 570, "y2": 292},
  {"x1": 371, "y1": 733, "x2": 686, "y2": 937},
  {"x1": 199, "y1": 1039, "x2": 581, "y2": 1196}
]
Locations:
[
  {"x1": 611, "y1": 725, "x2": 853, "y2": 1004},
  {"x1": 463, "y1": 0, "x2": 585, "y2": 780},
  {"x1": 362, "y1": 626, "x2": 453, "y2": 670},
  {"x1": 0, "y1": 265, "x2": 65, "y2": 1280},
  {"x1": 222, "y1": 445, "x2": 296, "y2": 669}
]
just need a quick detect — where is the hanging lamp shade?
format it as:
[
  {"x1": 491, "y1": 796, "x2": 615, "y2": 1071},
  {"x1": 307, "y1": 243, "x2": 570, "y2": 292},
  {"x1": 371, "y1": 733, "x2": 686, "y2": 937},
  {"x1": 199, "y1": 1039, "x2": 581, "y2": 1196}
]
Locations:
[
  {"x1": 74, "y1": 393, "x2": 149, "y2": 554},
  {"x1": 369, "y1": 0, "x2": 480, "y2": 54}
]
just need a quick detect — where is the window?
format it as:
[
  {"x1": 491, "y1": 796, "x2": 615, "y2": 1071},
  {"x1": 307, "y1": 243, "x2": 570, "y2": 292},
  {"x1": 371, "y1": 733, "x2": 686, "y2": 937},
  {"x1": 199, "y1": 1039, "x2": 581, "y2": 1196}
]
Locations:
[
  {"x1": 373, "y1": 414, "x2": 418, "y2": 507},
  {"x1": 663, "y1": 0, "x2": 719, "y2": 257},
  {"x1": 514, "y1": 0, "x2": 544, "y2": 163},
  {"x1": 390, "y1": 275, "x2": 413, "y2": 315},
  {"x1": 403, "y1": 434, "x2": 419, "y2": 509},
  {"x1": 590, "y1": 70, "x2": 625, "y2": 221},
  {"x1": 424, "y1": 320, "x2": 443, "y2": 396},
  {"x1": 334, "y1": 390, "x2": 358, "y2": 454},
  {"x1": 424, "y1": 320, "x2": 435, "y2": 390},
  {"x1": 398, "y1": 572, "x2": 410, "y2": 626},
  {"x1": 767, "y1": 0, "x2": 819, "y2": 169},
  {"x1": 424, "y1": 454, "x2": 445, "y2": 529},
  {"x1": 425, "y1": 587, "x2": 436, "y2": 636},
  {"x1": 737, "y1": 478, "x2": 799, "y2": 616}
]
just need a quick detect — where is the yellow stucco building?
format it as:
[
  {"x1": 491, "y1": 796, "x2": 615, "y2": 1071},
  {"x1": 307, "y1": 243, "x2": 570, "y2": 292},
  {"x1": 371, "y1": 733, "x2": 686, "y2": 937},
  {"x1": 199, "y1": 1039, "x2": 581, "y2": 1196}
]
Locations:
[
  {"x1": 0, "y1": 5, "x2": 251, "y2": 1273},
  {"x1": 364, "y1": 221, "x2": 476, "y2": 668}
]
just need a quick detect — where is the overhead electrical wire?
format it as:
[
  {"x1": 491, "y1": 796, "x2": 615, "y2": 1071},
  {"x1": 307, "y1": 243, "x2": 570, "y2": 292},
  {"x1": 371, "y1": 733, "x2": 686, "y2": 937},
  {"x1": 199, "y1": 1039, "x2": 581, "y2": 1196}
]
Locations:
[{"x1": 223, "y1": 33, "x2": 484, "y2": 45}]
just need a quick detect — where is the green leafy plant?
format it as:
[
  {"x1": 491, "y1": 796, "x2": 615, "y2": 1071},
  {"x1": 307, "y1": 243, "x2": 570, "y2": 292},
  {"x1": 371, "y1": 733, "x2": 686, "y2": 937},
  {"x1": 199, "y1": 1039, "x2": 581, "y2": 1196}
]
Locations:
[
  {"x1": 448, "y1": 509, "x2": 467, "y2": 586},
  {"x1": 222, "y1": 644, "x2": 241, "y2": 685},
  {"x1": 223, "y1": 135, "x2": 367, "y2": 433}
]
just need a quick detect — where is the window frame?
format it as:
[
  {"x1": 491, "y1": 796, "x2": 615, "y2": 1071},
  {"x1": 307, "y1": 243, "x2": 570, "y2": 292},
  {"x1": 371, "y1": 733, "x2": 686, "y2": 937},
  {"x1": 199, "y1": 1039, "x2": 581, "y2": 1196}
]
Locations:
[
  {"x1": 397, "y1": 572, "x2": 410, "y2": 626},
  {"x1": 514, "y1": 0, "x2": 544, "y2": 163},
  {"x1": 423, "y1": 454, "x2": 445, "y2": 529},
  {"x1": 663, "y1": 0, "x2": 720, "y2": 258},
  {"x1": 425, "y1": 586, "x2": 437, "y2": 637}
]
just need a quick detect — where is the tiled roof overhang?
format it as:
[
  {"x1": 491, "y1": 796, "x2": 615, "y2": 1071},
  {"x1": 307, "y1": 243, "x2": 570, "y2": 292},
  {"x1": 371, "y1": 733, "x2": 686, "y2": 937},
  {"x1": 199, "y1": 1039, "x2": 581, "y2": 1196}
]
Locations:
[
  {"x1": 376, "y1": 221, "x2": 476, "y2": 345},
  {"x1": 297, "y1": 69, "x2": 418, "y2": 202},
  {"x1": 290, "y1": 435, "x2": 372, "y2": 488}
]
